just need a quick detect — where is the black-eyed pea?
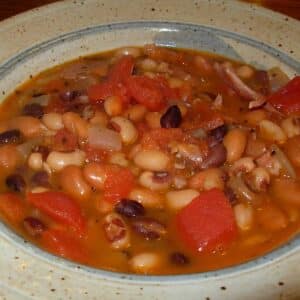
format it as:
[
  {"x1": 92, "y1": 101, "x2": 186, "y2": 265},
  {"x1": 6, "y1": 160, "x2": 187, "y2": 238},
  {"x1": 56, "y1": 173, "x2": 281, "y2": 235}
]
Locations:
[
  {"x1": 189, "y1": 168, "x2": 225, "y2": 191},
  {"x1": 104, "y1": 96, "x2": 123, "y2": 117},
  {"x1": 83, "y1": 162, "x2": 108, "y2": 190},
  {"x1": 134, "y1": 149, "x2": 170, "y2": 171},
  {"x1": 42, "y1": 113, "x2": 64, "y2": 131},
  {"x1": 62, "y1": 112, "x2": 89, "y2": 139},
  {"x1": 46, "y1": 149, "x2": 85, "y2": 172},
  {"x1": 111, "y1": 116, "x2": 138, "y2": 145},
  {"x1": 281, "y1": 117, "x2": 300, "y2": 138},
  {"x1": 244, "y1": 167, "x2": 270, "y2": 192},
  {"x1": 166, "y1": 189, "x2": 200, "y2": 211},
  {"x1": 124, "y1": 105, "x2": 147, "y2": 122},
  {"x1": 129, "y1": 188, "x2": 164, "y2": 209},
  {"x1": 223, "y1": 128, "x2": 247, "y2": 163},
  {"x1": 129, "y1": 252, "x2": 161, "y2": 274},
  {"x1": 242, "y1": 109, "x2": 267, "y2": 127},
  {"x1": 259, "y1": 120, "x2": 287, "y2": 144},
  {"x1": 139, "y1": 171, "x2": 171, "y2": 191},
  {"x1": 28, "y1": 152, "x2": 43, "y2": 171},
  {"x1": 230, "y1": 157, "x2": 255, "y2": 175},
  {"x1": 59, "y1": 165, "x2": 91, "y2": 201},
  {"x1": 233, "y1": 203, "x2": 254, "y2": 231}
]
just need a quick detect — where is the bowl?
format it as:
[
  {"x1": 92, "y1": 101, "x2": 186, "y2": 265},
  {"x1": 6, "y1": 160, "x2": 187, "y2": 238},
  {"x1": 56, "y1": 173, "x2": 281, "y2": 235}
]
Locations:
[{"x1": 0, "y1": 0, "x2": 299, "y2": 299}]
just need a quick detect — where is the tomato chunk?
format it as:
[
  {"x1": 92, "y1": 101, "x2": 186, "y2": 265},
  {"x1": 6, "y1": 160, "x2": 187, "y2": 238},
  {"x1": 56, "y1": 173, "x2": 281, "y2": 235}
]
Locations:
[
  {"x1": 0, "y1": 193, "x2": 25, "y2": 223},
  {"x1": 126, "y1": 75, "x2": 166, "y2": 111},
  {"x1": 176, "y1": 189, "x2": 238, "y2": 253},
  {"x1": 53, "y1": 128, "x2": 77, "y2": 152},
  {"x1": 108, "y1": 55, "x2": 135, "y2": 83},
  {"x1": 41, "y1": 229, "x2": 87, "y2": 263},
  {"x1": 103, "y1": 167, "x2": 135, "y2": 203},
  {"x1": 267, "y1": 76, "x2": 300, "y2": 114},
  {"x1": 27, "y1": 191, "x2": 86, "y2": 235}
]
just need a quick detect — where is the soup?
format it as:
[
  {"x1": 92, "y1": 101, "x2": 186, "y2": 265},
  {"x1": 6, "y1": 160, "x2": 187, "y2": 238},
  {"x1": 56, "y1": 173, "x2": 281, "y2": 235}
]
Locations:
[{"x1": 0, "y1": 45, "x2": 299, "y2": 275}]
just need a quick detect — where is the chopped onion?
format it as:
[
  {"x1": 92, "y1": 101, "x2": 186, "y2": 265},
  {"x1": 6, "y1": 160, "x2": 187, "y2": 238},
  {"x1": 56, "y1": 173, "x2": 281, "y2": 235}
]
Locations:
[
  {"x1": 88, "y1": 125, "x2": 122, "y2": 151},
  {"x1": 268, "y1": 67, "x2": 289, "y2": 93},
  {"x1": 270, "y1": 144, "x2": 296, "y2": 179}
]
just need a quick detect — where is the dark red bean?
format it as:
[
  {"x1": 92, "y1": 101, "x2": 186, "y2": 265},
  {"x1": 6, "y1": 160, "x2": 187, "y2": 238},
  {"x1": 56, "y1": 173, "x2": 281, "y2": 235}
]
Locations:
[
  {"x1": 6, "y1": 174, "x2": 26, "y2": 192},
  {"x1": 115, "y1": 199, "x2": 145, "y2": 218},
  {"x1": 201, "y1": 143, "x2": 227, "y2": 169},
  {"x1": 22, "y1": 103, "x2": 44, "y2": 118},
  {"x1": 0, "y1": 129, "x2": 22, "y2": 145},
  {"x1": 132, "y1": 217, "x2": 166, "y2": 240},
  {"x1": 170, "y1": 252, "x2": 190, "y2": 265},
  {"x1": 160, "y1": 105, "x2": 182, "y2": 128},
  {"x1": 23, "y1": 217, "x2": 46, "y2": 237},
  {"x1": 207, "y1": 125, "x2": 227, "y2": 148},
  {"x1": 31, "y1": 171, "x2": 49, "y2": 187}
]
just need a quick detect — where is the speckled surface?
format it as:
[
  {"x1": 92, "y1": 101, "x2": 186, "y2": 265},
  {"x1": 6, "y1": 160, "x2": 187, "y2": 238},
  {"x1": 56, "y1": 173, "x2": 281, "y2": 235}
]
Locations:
[{"x1": 0, "y1": 1, "x2": 299, "y2": 299}]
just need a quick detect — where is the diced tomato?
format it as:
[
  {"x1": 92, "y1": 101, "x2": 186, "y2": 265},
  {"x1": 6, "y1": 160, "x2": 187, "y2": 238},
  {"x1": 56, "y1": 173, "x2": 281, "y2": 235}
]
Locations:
[
  {"x1": 0, "y1": 193, "x2": 25, "y2": 223},
  {"x1": 108, "y1": 55, "x2": 135, "y2": 83},
  {"x1": 84, "y1": 144, "x2": 108, "y2": 163},
  {"x1": 126, "y1": 75, "x2": 166, "y2": 111},
  {"x1": 267, "y1": 76, "x2": 300, "y2": 114},
  {"x1": 41, "y1": 229, "x2": 87, "y2": 263},
  {"x1": 27, "y1": 191, "x2": 86, "y2": 236},
  {"x1": 44, "y1": 79, "x2": 66, "y2": 93},
  {"x1": 154, "y1": 76, "x2": 179, "y2": 100},
  {"x1": 103, "y1": 167, "x2": 135, "y2": 203},
  {"x1": 176, "y1": 189, "x2": 238, "y2": 253},
  {"x1": 53, "y1": 129, "x2": 77, "y2": 152}
]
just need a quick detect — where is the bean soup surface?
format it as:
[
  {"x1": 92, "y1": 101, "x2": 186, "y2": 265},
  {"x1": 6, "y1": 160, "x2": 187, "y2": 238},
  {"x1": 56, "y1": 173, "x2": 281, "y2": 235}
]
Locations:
[{"x1": 0, "y1": 45, "x2": 299, "y2": 275}]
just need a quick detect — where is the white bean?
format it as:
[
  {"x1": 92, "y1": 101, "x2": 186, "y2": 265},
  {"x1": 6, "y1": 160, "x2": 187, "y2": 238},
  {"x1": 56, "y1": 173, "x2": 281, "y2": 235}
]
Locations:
[
  {"x1": 30, "y1": 186, "x2": 49, "y2": 193},
  {"x1": 236, "y1": 65, "x2": 254, "y2": 79},
  {"x1": 28, "y1": 152, "x2": 43, "y2": 171},
  {"x1": 281, "y1": 117, "x2": 300, "y2": 138},
  {"x1": 140, "y1": 58, "x2": 157, "y2": 71},
  {"x1": 46, "y1": 149, "x2": 85, "y2": 172},
  {"x1": 259, "y1": 120, "x2": 287, "y2": 144},
  {"x1": 42, "y1": 113, "x2": 64, "y2": 131},
  {"x1": 130, "y1": 252, "x2": 160, "y2": 274},
  {"x1": 234, "y1": 203, "x2": 254, "y2": 231},
  {"x1": 189, "y1": 168, "x2": 224, "y2": 191},
  {"x1": 104, "y1": 96, "x2": 122, "y2": 117},
  {"x1": 166, "y1": 189, "x2": 200, "y2": 211},
  {"x1": 124, "y1": 105, "x2": 147, "y2": 122},
  {"x1": 230, "y1": 157, "x2": 255, "y2": 175},
  {"x1": 139, "y1": 171, "x2": 171, "y2": 191},
  {"x1": 109, "y1": 152, "x2": 129, "y2": 167},
  {"x1": 111, "y1": 116, "x2": 138, "y2": 145},
  {"x1": 134, "y1": 150, "x2": 170, "y2": 171},
  {"x1": 129, "y1": 188, "x2": 164, "y2": 209}
]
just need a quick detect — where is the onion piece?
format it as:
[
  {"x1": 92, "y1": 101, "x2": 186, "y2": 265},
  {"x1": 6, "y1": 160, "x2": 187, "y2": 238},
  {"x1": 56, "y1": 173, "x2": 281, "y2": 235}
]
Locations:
[
  {"x1": 268, "y1": 67, "x2": 290, "y2": 93},
  {"x1": 228, "y1": 175, "x2": 256, "y2": 203},
  {"x1": 270, "y1": 144, "x2": 296, "y2": 179},
  {"x1": 88, "y1": 125, "x2": 122, "y2": 151}
]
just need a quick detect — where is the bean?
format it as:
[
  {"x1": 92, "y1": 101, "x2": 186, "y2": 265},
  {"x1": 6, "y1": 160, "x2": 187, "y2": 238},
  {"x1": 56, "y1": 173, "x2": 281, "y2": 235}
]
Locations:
[
  {"x1": 139, "y1": 58, "x2": 157, "y2": 71},
  {"x1": 189, "y1": 168, "x2": 225, "y2": 191},
  {"x1": 31, "y1": 171, "x2": 49, "y2": 187},
  {"x1": 223, "y1": 128, "x2": 247, "y2": 163},
  {"x1": 160, "y1": 105, "x2": 182, "y2": 128},
  {"x1": 244, "y1": 167, "x2": 270, "y2": 192},
  {"x1": 83, "y1": 162, "x2": 107, "y2": 190},
  {"x1": 124, "y1": 104, "x2": 147, "y2": 122},
  {"x1": 259, "y1": 120, "x2": 287, "y2": 144},
  {"x1": 281, "y1": 117, "x2": 300, "y2": 138},
  {"x1": 0, "y1": 130, "x2": 22, "y2": 145},
  {"x1": 109, "y1": 152, "x2": 129, "y2": 167},
  {"x1": 89, "y1": 111, "x2": 108, "y2": 127},
  {"x1": 111, "y1": 116, "x2": 138, "y2": 145},
  {"x1": 42, "y1": 113, "x2": 64, "y2": 131},
  {"x1": 62, "y1": 112, "x2": 89, "y2": 139},
  {"x1": 23, "y1": 217, "x2": 46, "y2": 237},
  {"x1": 95, "y1": 194, "x2": 114, "y2": 214},
  {"x1": 201, "y1": 143, "x2": 227, "y2": 169},
  {"x1": 242, "y1": 109, "x2": 267, "y2": 127},
  {"x1": 134, "y1": 150, "x2": 170, "y2": 171},
  {"x1": 129, "y1": 188, "x2": 164, "y2": 209},
  {"x1": 46, "y1": 149, "x2": 85, "y2": 172},
  {"x1": 115, "y1": 199, "x2": 145, "y2": 218},
  {"x1": 132, "y1": 217, "x2": 166, "y2": 240},
  {"x1": 230, "y1": 157, "x2": 255, "y2": 175},
  {"x1": 6, "y1": 174, "x2": 26, "y2": 192},
  {"x1": 245, "y1": 136, "x2": 266, "y2": 158},
  {"x1": 145, "y1": 112, "x2": 162, "y2": 129},
  {"x1": 166, "y1": 189, "x2": 200, "y2": 211},
  {"x1": 284, "y1": 136, "x2": 300, "y2": 167},
  {"x1": 10, "y1": 116, "x2": 43, "y2": 138},
  {"x1": 175, "y1": 143, "x2": 206, "y2": 167},
  {"x1": 59, "y1": 165, "x2": 91, "y2": 201},
  {"x1": 0, "y1": 145, "x2": 21, "y2": 172},
  {"x1": 233, "y1": 203, "x2": 254, "y2": 231},
  {"x1": 236, "y1": 65, "x2": 254, "y2": 79},
  {"x1": 170, "y1": 252, "x2": 190, "y2": 265},
  {"x1": 130, "y1": 252, "x2": 161, "y2": 274},
  {"x1": 139, "y1": 171, "x2": 171, "y2": 191},
  {"x1": 104, "y1": 96, "x2": 122, "y2": 117},
  {"x1": 30, "y1": 186, "x2": 49, "y2": 193},
  {"x1": 22, "y1": 103, "x2": 44, "y2": 119},
  {"x1": 28, "y1": 152, "x2": 43, "y2": 171},
  {"x1": 168, "y1": 77, "x2": 183, "y2": 88},
  {"x1": 173, "y1": 175, "x2": 188, "y2": 189},
  {"x1": 103, "y1": 213, "x2": 130, "y2": 250},
  {"x1": 271, "y1": 178, "x2": 300, "y2": 206},
  {"x1": 207, "y1": 124, "x2": 227, "y2": 147}
]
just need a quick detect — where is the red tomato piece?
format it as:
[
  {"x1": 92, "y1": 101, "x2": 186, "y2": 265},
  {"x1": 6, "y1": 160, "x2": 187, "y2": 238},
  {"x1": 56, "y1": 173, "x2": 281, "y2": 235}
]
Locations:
[
  {"x1": 53, "y1": 129, "x2": 77, "y2": 152},
  {"x1": 84, "y1": 144, "x2": 108, "y2": 163},
  {"x1": 0, "y1": 193, "x2": 25, "y2": 223},
  {"x1": 41, "y1": 229, "x2": 87, "y2": 263},
  {"x1": 126, "y1": 75, "x2": 166, "y2": 111},
  {"x1": 104, "y1": 167, "x2": 135, "y2": 203},
  {"x1": 27, "y1": 191, "x2": 86, "y2": 236},
  {"x1": 176, "y1": 189, "x2": 238, "y2": 253},
  {"x1": 267, "y1": 76, "x2": 300, "y2": 114},
  {"x1": 108, "y1": 55, "x2": 135, "y2": 83}
]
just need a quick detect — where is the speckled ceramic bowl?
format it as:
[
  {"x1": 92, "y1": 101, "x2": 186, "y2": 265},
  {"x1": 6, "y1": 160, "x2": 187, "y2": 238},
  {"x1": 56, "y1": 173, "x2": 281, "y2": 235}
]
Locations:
[{"x1": 0, "y1": 1, "x2": 299, "y2": 299}]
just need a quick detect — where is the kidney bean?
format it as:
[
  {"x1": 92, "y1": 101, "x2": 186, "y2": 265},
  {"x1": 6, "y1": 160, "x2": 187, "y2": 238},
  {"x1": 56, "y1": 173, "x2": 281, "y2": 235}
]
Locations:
[
  {"x1": 31, "y1": 171, "x2": 49, "y2": 187},
  {"x1": 132, "y1": 217, "x2": 166, "y2": 240},
  {"x1": 160, "y1": 105, "x2": 182, "y2": 128},
  {"x1": 23, "y1": 217, "x2": 46, "y2": 237},
  {"x1": 201, "y1": 143, "x2": 227, "y2": 169},
  {"x1": 170, "y1": 252, "x2": 190, "y2": 265},
  {"x1": 115, "y1": 199, "x2": 145, "y2": 218},
  {"x1": 207, "y1": 124, "x2": 227, "y2": 148},
  {"x1": 6, "y1": 174, "x2": 26, "y2": 192},
  {"x1": 22, "y1": 103, "x2": 44, "y2": 119},
  {"x1": 0, "y1": 129, "x2": 22, "y2": 145}
]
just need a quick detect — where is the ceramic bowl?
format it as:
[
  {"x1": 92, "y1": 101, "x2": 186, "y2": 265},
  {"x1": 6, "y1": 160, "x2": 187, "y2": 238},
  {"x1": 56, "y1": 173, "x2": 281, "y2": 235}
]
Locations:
[{"x1": 0, "y1": 1, "x2": 299, "y2": 299}]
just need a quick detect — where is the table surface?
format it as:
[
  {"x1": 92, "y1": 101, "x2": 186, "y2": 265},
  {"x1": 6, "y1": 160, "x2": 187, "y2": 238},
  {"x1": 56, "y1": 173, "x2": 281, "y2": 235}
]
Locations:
[{"x1": 0, "y1": 0, "x2": 299, "y2": 21}]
